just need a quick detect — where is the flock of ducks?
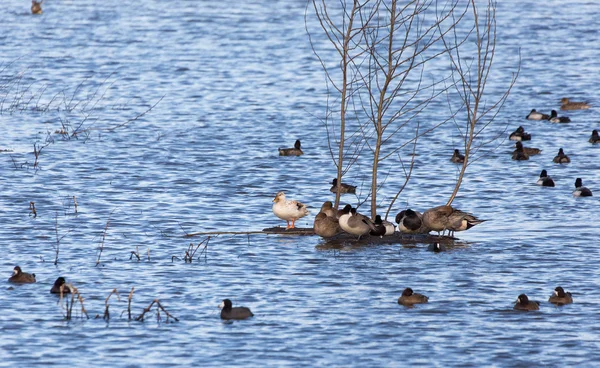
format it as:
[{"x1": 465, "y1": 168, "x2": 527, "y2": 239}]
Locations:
[
  {"x1": 8, "y1": 265, "x2": 253, "y2": 321},
  {"x1": 453, "y1": 97, "x2": 595, "y2": 197}
]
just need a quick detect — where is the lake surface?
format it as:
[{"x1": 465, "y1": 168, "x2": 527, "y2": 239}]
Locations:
[{"x1": 1, "y1": 0, "x2": 600, "y2": 366}]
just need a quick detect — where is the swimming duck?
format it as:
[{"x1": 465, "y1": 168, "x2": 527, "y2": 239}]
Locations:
[
  {"x1": 536, "y1": 170, "x2": 555, "y2": 187},
  {"x1": 589, "y1": 130, "x2": 600, "y2": 144},
  {"x1": 552, "y1": 148, "x2": 570, "y2": 164},
  {"x1": 509, "y1": 126, "x2": 532, "y2": 141},
  {"x1": 395, "y1": 209, "x2": 427, "y2": 234},
  {"x1": 526, "y1": 109, "x2": 550, "y2": 120},
  {"x1": 313, "y1": 212, "x2": 341, "y2": 238},
  {"x1": 272, "y1": 191, "x2": 309, "y2": 229},
  {"x1": 514, "y1": 141, "x2": 541, "y2": 156},
  {"x1": 50, "y1": 277, "x2": 71, "y2": 294},
  {"x1": 330, "y1": 178, "x2": 356, "y2": 194},
  {"x1": 573, "y1": 178, "x2": 593, "y2": 197},
  {"x1": 560, "y1": 98, "x2": 591, "y2": 110},
  {"x1": 427, "y1": 242, "x2": 445, "y2": 252},
  {"x1": 511, "y1": 142, "x2": 529, "y2": 161},
  {"x1": 548, "y1": 286, "x2": 573, "y2": 305},
  {"x1": 8, "y1": 266, "x2": 36, "y2": 284},
  {"x1": 338, "y1": 206, "x2": 376, "y2": 240},
  {"x1": 219, "y1": 299, "x2": 254, "y2": 320},
  {"x1": 422, "y1": 205, "x2": 485, "y2": 237},
  {"x1": 278, "y1": 140, "x2": 303, "y2": 156},
  {"x1": 31, "y1": 0, "x2": 43, "y2": 14},
  {"x1": 513, "y1": 294, "x2": 540, "y2": 311},
  {"x1": 398, "y1": 288, "x2": 429, "y2": 306},
  {"x1": 450, "y1": 149, "x2": 465, "y2": 163},
  {"x1": 370, "y1": 215, "x2": 395, "y2": 237},
  {"x1": 548, "y1": 110, "x2": 571, "y2": 123}
]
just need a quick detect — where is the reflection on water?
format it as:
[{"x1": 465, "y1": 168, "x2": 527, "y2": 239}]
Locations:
[{"x1": 1, "y1": 0, "x2": 600, "y2": 366}]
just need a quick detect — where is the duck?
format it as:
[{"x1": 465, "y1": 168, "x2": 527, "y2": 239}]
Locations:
[
  {"x1": 422, "y1": 205, "x2": 485, "y2": 237},
  {"x1": 8, "y1": 266, "x2": 36, "y2": 284},
  {"x1": 427, "y1": 242, "x2": 445, "y2": 252},
  {"x1": 330, "y1": 178, "x2": 356, "y2": 194},
  {"x1": 395, "y1": 209, "x2": 427, "y2": 234},
  {"x1": 511, "y1": 142, "x2": 529, "y2": 161},
  {"x1": 573, "y1": 178, "x2": 593, "y2": 197},
  {"x1": 219, "y1": 299, "x2": 254, "y2": 320},
  {"x1": 548, "y1": 110, "x2": 571, "y2": 123},
  {"x1": 313, "y1": 212, "x2": 341, "y2": 238},
  {"x1": 338, "y1": 206, "x2": 376, "y2": 240},
  {"x1": 514, "y1": 141, "x2": 541, "y2": 156},
  {"x1": 548, "y1": 286, "x2": 573, "y2": 305},
  {"x1": 50, "y1": 277, "x2": 71, "y2": 294},
  {"x1": 589, "y1": 130, "x2": 600, "y2": 144},
  {"x1": 509, "y1": 126, "x2": 532, "y2": 141},
  {"x1": 536, "y1": 170, "x2": 555, "y2": 187},
  {"x1": 526, "y1": 109, "x2": 549, "y2": 120},
  {"x1": 398, "y1": 288, "x2": 429, "y2": 306},
  {"x1": 272, "y1": 191, "x2": 309, "y2": 229},
  {"x1": 450, "y1": 149, "x2": 465, "y2": 163},
  {"x1": 278, "y1": 140, "x2": 303, "y2": 156},
  {"x1": 370, "y1": 215, "x2": 395, "y2": 237},
  {"x1": 513, "y1": 294, "x2": 540, "y2": 311},
  {"x1": 552, "y1": 148, "x2": 570, "y2": 164},
  {"x1": 319, "y1": 201, "x2": 339, "y2": 219},
  {"x1": 560, "y1": 97, "x2": 591, "y2": 110},
  {"x1": 31, "y1": 0, "x2": 43, "y2": 14}
]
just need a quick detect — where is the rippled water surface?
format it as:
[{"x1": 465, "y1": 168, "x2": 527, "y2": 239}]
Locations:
[{"x1": 1, "y1": 0, "x2": 600, "y2": 366}]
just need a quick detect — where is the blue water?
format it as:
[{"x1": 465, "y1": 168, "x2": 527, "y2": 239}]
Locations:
[{"x1": 1, "y1": 0, "x2": 600, "y2": 366}]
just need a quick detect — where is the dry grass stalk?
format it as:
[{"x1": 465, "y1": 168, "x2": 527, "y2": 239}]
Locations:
[
  {"x1": 60, "y1": 283, "x2": 89, "y2": 320},
  {"x1": 103, "y1": 288, "x2": 120, "y2": 320},
  {"x1": 29, "y1": 201, "x2": 37, "y2": 217},
  {"x1": 135, "y1": 299, "x2": 179, "y2": 323},
  {"x1": 96, "y1": 210, "x2": 116, "y2": 266},
  {"x1": 178, "y1": 236, "x2": 210, "y2": 263}
]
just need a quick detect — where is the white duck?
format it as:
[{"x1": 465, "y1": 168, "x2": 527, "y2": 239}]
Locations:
[{"x1": 272, "y1": 191, "x2": 309, "y2": 229}]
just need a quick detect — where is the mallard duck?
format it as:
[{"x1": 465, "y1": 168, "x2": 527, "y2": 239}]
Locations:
[
  {"x1": 548, "y1": 110, "x2": 571, "y2": 123},
  {"x1": 514, "y1": 141, "x2": 541, "y2": 156},
  {"x1": 370, "y1": 215, "x2": 395, "y2": 237},
  {"x1": 526, "y1": 109, "x2": 550, "y2": 120},
  {"x1": 560, "y1": 98, "x2": 591, "y2": 110},
  {"x1": 589, "y1": 130, "x2": 600, "y2": 144},
  {"x1": 573, "y1": 178, "x2": 593, "y2": 197},
  {"x1": 50, "y1": 277, "x2": 71, "y2": 294},
  {"x1": 31, "y1": 0, "x2": 43, "y2": 14},
  {"x1": 313, "y1": 212, "x2": 341, "y2": 238},
  {"x1": 450, "y1": 149, "x2": 465, "y2": 163},
  {"x1": 513, "y1": 294, "x2": 540, "y2": 311},
  {"x1": 536, "y1": 170, "x2": 555, "y2": 187},
  {"x1": 395, "y1": 209, "x2": 427, "y2": 234},
  {"x1": 548, "y1": 286, "x2": 573, "y2": 305},
  {"x1": 219, "y1": 299, "x2": 254, "y2": 320},
  {"x1": 422, "y1": 205, "x2": 485, "y2": 237},
  {"x1": 330, "y1": 178, "x2": 356, "y2": 194},
  {"x1": 272, "y1": 192, "x2": 309, "y2": 229},
  {"x1": 278, "y1": 140, "x2": 303, "y2": 156},
  {"x1": 8, "y1": 266, "x2": 36, "y2": 284},
  {"x1": 319, "y1": 201, "x2": 338, "y2": 218},
  {"x1": 552, "y1": 148, "x2": 570, "y2": 164},
  {"x1": 509, "y1": 126, "x2": 532, "y2": 141},
  {"x1": 338, "y1": 206, "x2": 376, "y2": 240},
  {"x1": 398, "y1": 288, "x2": 429, "y2": 306}
]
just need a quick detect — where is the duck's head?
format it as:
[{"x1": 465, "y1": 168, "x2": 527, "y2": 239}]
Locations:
[
  {"x1": 554, "y1": 286, "x2": 566, "y2": 297},
  {"x1": 54, "y1": 277, "x2": 66, "y2": 287},
  {"x1": 219, "y1": 299, "x2": 232, "y2": 310},
  {"x1": 273, "y1": 191, "x2": 285, "y2": 203},
  {"x1": 550, "y1": 110, "x2": 558, "y2": 118},
  {"x1": 540, "y1": 169, "x2": 548, "y2": 178},
  {"x1": 395, "y1": 211, "x2": 405, "y2": 224},
  {"x1": 331, "y1": 178, "x2": 338, "y2": 185},
  {"x1": 516, "y1": 294, "x2": 529, "y2": 304},
  {"x1": 341, "y1": 204, "x2": 352, "y2": 215},
  {"x1": 593, "y1": 129, "x2": 599, "y2": 137},
  {"x1": 560, "y1": 98, "x2": 570, "y2": 104},
  {"x1": 294, "y1": 140, "x2": 301, "y2": 149},
  {"x1": 402, "y1": 288, "x2": 414, "y2": 297},
  {"x1": 516, "y1": 126, "x2": 524, "y2": 133},
  {"x1": 431, "y1": 242, "x2": 441, "y2": 252},
  {"x1": 321, "y1": 201, "x2": 333, "y2": 211},
  {"x1": 12, "y1": 266, "x2": 22, "y2": 276},
  {"x1": 558, "y1": 148, "x2": 565, "y2": 155},
  {"x1": 575, "y1": 178, "x2": 583, "y2": 188},
  {"x1": 454, "y1": 149, "x2": 460, "y2": 155},
  {"x1": 374, "y1": 215, "x2": 382, "y2": 225}
]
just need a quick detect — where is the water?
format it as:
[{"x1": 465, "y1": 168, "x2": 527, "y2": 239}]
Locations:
[{"x1": 1, "y1": 0, "x2": 599, "y2": 366}]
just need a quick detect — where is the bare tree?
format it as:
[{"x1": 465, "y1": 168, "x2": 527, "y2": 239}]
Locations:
[{"x1": 439, "y1": 0, "x2": 519, "y2": 205}]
